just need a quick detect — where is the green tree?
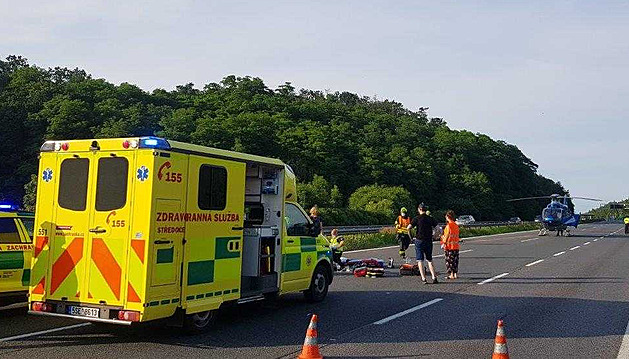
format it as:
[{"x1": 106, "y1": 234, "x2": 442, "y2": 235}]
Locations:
[{"x1": 349, "y1": 185, "x2": 414, "y2": 217}]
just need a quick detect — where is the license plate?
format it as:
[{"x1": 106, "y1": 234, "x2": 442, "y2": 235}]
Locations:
[{"x1": 67, "y1": 305, "x2": 100, "y2": 318}]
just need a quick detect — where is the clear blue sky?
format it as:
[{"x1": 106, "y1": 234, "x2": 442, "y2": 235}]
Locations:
[{"x1": 2, "y1": 0, "x2": 628, "y2": 212}]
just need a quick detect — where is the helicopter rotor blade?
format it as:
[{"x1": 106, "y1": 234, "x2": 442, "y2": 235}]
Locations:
[
  {"x1": 506, "y1": 196, "x2": 552, "y2": 202},
  {"x1": 559, "y1": 196, "x2": 603, "y2": 201}
]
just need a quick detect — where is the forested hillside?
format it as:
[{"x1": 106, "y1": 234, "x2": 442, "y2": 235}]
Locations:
[{"x1": 0, "y1": 56, "x2": 566, "y2": 220}]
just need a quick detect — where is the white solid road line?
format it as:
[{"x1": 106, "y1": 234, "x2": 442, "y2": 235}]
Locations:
[
  {"x1": 433, "y1": 249, "x2": 473, "y2": 258},
  {"x1": 617, "y1": 316, "x2": 629, "y2": 359},
  {"x1": 346, "y1": 230, "x2": 541, "y2": 254},
  {"x1": 478, "y1": 272, "x2": 509, "y2": 285},
  {"x1": 0, "y1": 323, "x2": 91, "y2": 343},
  {"x1": 553, "y1": 251, "x2": 566, "y2": 257},
  {"x1": 594, "y1": 239, "x2": 599, "y2": 242},
  {"x1": 373, "y1": 298, "x2": 443, "y2": 325},
  {"x1": 525, "y1": 259, "x2": 544, "y2": 267},
  {"x1": 520, "y1": 238, "x2": 537, "y2": 243},
  {"x1": 583, "y1": 242, "x2": 591, "y2": 246},
  {"x1": 569, "y1": 246, "x2": 580, "y2": 251},
  {"x1": 0, "y1": 302, "x2": 28, "y2": 311}
]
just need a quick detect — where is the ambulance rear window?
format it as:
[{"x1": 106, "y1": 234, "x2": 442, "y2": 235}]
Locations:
[
  {"x1": 58, "y1": 158, "x2": 89, "y2": 211},
  {"x1": 0, "y1": 218, "x2": 20, "y2": 244},
  {"x1": 95, "y1": 157, "x2": 129, "y2": 211},
  {"x1": 198, "y1": 165, "x2": 227, "y2": 210}
]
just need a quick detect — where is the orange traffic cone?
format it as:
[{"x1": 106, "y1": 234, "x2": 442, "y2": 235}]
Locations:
[
  {"x1": 492, "y1": 320, "x2": 509, "y2": 359},
  {"x1": 298, "y1": 314, "x2": 323, "y2": 359}
]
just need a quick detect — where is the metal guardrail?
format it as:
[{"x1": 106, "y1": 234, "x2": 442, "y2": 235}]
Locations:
[{"x1": 324, "y1": 221, "x2": 536, "y2": 235}]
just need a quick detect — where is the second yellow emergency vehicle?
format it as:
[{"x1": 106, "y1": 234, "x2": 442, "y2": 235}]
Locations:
[
  {"x1": 0, "y1": 207, "x2": 34, "y2": 304},
  {"x1": 29, "y1": 137, "x2": 333, "y2": 331}
]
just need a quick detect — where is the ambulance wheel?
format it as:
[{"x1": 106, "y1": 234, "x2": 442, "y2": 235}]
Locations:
[
  {"x1": 183, "y1": 309, "x2": 217, "y2": 334},
  {"x1": 304, "y1": 264, "x2": 330, "y2": 302}
]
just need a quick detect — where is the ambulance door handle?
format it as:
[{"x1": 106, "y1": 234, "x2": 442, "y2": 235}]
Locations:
[
  {"x1": 287, "y1": 239, "x2": 295, "y2": 243},
  {"x1": 232, "y1": 226, "x2": 243, "y2": 231},
  {"x1": 154, "y1": 240, "x2": 172, "y2": 245},
  {"x1": 89, "y1": 227, "x2": 106, "y2": 234}
]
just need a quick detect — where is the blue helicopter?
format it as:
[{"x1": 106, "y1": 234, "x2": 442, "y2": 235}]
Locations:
[{"x1": 508, "y1": 194, "x2": 601, "y2": 236}]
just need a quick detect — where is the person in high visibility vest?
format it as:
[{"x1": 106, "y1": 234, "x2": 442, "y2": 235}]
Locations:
[
  {"x1": 329, "y1": 228, "x2": 345, "y2": 268},
  {"x1": 624, "y1": 216, "x2": 629, "y2": 234},
  {"x1": 395, "y1": 207, "x2": 412, "y2": 260},
  {"x1": 440, "y1": 210, "x2": 461, "y2": 280}
]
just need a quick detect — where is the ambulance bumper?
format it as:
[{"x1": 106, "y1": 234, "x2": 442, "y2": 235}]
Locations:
[{"x1": 29, "y1": 310, "x2": 133, "y2": 325}]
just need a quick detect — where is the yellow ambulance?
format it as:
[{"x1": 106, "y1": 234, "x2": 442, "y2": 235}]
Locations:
[
  {"x1": 29, "y1": 137, "x2": 333, "y2": 331},
  {"x1": 0, "y1": 207, "x2": 34, "y2": 304}
]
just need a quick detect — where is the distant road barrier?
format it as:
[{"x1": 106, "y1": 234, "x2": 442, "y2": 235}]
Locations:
[{"x1": 324, "y1": 221, "x2": 537, "y2": 235}]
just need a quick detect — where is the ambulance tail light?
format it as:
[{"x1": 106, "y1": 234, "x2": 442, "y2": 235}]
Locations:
[
  {"x1": 117, "y1": 310, "x2": 140, "y2": 322},
  {"x1": 139, "y1": 136, "x2": 170, "y2": 150},
  {"x1": 31, "y1": 301, "x2": 54, "y2": 313}
]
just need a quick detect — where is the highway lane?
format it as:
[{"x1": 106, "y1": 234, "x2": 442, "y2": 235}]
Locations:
[{"x1": 0, "y1": 223, "x2": 627, "y2": 358}]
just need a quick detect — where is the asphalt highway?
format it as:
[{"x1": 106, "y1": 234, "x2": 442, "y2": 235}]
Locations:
[{"x1": 1, "y1": 223, "x2": 628, "y2": 358}]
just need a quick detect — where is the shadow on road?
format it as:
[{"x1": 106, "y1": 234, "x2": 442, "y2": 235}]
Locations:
[{"x1": 2, "y1": 287, "x2": 629, "y2": 354}]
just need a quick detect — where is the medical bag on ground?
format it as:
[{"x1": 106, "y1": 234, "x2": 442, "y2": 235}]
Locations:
[
  {"x1": 399, "y1": 263, "x2": 420, "y2": 276},
  {"x1": 353, "y1": 267, "x2": 368, "y2": 277}
]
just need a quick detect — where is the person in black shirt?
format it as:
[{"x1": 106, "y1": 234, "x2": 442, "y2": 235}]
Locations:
[
  {"x1": 408, "y1": 204, "x2": 439, "y2": 284},
  {"x1": 309, "y1": 205, "x2": 323, "y2": 236}
]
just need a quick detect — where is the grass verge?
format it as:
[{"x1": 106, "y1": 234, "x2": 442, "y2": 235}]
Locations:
[{"x1": 341, "y1": 223, "x2": 540, "y2": 251}]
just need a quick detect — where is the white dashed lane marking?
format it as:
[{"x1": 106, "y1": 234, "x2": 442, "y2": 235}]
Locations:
[
  {"x1": 553, "y1": 251, "x2": 566, "y2": 256},
  {"x1": 478, "y1": 272, "x2": 509, "y2": 285},
  {"x1": 525, "y1": 259, "x2": 544, "y2": 267},
  {"x1": 373, "y1": 298, "x2": 443, "y2": 325}
]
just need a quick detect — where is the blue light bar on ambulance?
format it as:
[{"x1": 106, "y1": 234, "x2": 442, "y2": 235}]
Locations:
[
  {"x1": 139, "y1": 137, "x2": 170, "y2": 150},
  {"x1": 0, "y1": 203, "x2": 18, "y2": 211}
]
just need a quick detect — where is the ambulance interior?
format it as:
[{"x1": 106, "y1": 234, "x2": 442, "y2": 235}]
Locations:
[{"x1": 241, "y1": 163, "x2": 284, "y2": 297}]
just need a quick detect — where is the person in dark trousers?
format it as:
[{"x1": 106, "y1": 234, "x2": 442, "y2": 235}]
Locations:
[
  {"x1": 440, "y1": 210, "x2": 461, "y2": 280},
  {"x1": 329, "y1": 228, "x2": 345, "y2": 269},
  {"x1": 624, "y1": 216, "x2": 629, "y2": 234},
  {"x1": 395, "y1": 207, "x2": 412, "y2": 261},
  {"x1": 408, "y1": 204, "x2": 439, "y2": 284}
]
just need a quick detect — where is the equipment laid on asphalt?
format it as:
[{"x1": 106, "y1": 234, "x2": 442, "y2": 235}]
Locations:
[
  {"x1": 298, "y1": 314, "x2": 323, "y2": 359},
  {"x1": 366, "y1": 267, "x2": 384, "y2": 278},
  {"x1": 0, "y1": 207, "x2": 34, "y2": 301},
  {"x1": 338, "y1": 257, "x2": 385, "y2": 271},
  {"x1": 492, "y1": 319, "x2": 509, "y2": 359},
  {"x1": 28, "y1": 137, "x2": 334, "y2": 332},
  {"x1": 353, "y1": 267, "x2": 367, "y2": 277},
  {"x1": 399, "y1": 263, "x2": 419, "y2": 276}
]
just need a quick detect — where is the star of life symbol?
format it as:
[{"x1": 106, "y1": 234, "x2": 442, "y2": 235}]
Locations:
[
  {"x1": 137, "y1": 166, "x2": 149, "y2": 181},
  {"x1": 42, "y1": 168, "x2": 53, "y2": 182}
]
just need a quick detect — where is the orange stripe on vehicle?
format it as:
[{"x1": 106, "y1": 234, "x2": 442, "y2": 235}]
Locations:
[
  {"x1": 75, "y1": 291, "x2": 80, "y2": 298},
  {"x1": 88, "y1": 292, "x2": 93, "y2": 299},
  {"x1": 131, "y1": 240, "x2": 145, "y2": 264},
  {"x1": 50, "y1": 237, "x2": 84, "y2": 295},
  {"x1": 91, "y1": 238, "x2": 122, "y2": 300},
  {"x1": 34, "y1": 236, "x2": 49, "y2": 258},
  {"x1": 127, "y1": 283, "x2": 141, "y2": 303},
  {"x1": 32, "y1": 277, "x2": 45, "y2": 295}
]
